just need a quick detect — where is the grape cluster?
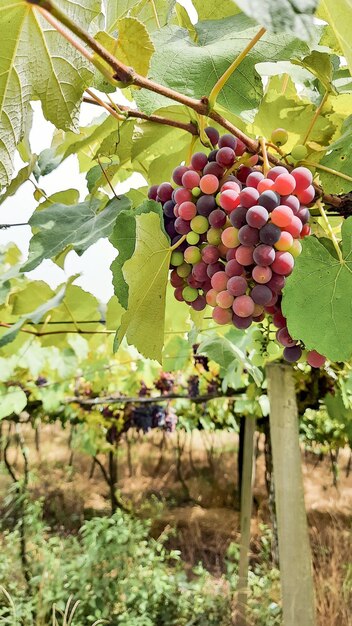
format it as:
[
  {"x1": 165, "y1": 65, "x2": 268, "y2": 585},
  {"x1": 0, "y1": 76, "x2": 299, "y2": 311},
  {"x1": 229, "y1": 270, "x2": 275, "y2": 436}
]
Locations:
[{"x1": 149, "y1": 128, "x2": 326, "y2": 366}]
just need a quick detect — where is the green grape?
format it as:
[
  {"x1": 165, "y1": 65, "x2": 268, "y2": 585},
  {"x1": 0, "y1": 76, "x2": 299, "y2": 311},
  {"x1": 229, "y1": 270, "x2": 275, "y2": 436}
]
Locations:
[
  {"x1": 177, "y1": 262, "x2": 192, "y2": 278},
  {"x1": 291, "y1": 144, "x2": 308, "y2": 161},
  {"x1": 271, "y1": 128, "x2": 288, "y2": 146},
  {"x1": 252, "y1": 330, "x2": 263, "y2": 341},
  {"x1": 171, "y1": 251, "x2": 184, "y2": 267},
  {"x1": 268, "y1": 332, "x2": 277, "y2": 341},
  {"x1": 192, "y1": 187, "x2": 201, "y2": 197},
  {"x1": 186, "y1": 231, "x2": 200, "y2": 245},
  {"x1": 252, "y1": 341, "x2": 263, "y2": 352},
  {"x1": 267, "y1": 342, "x2": 281, "y2": 356},
  {"x1": 191, "y1": 215, "x2": 209, "y2": 234},
  {"x1": 182, "y1": 286, "x2": 198, "y2": 302}
]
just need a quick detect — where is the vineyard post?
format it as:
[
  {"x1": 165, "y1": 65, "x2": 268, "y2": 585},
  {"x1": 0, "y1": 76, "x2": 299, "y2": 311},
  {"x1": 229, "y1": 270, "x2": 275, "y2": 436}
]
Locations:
[
  {"x1": 236, "y1": 416, "x2": 256, "y2": 626},
  {"x1": 266, "y1": 363, "x2": 316, "y2": 626}
]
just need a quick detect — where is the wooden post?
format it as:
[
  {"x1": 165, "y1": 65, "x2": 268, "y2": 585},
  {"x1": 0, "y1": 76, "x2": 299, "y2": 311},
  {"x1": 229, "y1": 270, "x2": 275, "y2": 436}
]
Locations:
[
  {"x1": 266, "y1": 363, "x2": 316, "y2": 626},
  {"x1": 236, "y1": 416, "x2": 256, "y2": 626}
]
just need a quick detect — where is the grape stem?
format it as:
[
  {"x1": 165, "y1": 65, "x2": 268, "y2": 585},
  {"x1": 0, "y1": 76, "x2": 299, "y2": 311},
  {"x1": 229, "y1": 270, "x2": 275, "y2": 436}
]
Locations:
[
  {"x1": 85, "y1": 89, "x2": 124, "y2": 122},
  {"x1": 83, "y1": 95, "x2": 199, "y2": 135},
  {"x1": 24, "y1": 0, "x2": 345, "y2": 211},
  {"x1": 301, "y1": 160, "x2": 352, "y2": 184},
  {"x1": 302, "y1": 91, "x2": 328, "y2": 145},
  {"x1": 259, "y1": 137, "x2": 270, "y2": 175},
  {"x1": 170, "y1": 235, "x2": 187, "y2": 251},
  {"x1": 208, "y1": 27, "x2": 266, "y2": 109},
  {"x1": 97, "y1": 156, "x2": 120, "y2": 199},
  {"x1": 317, "y1": 200, "x2": 344, "y2": 264}
]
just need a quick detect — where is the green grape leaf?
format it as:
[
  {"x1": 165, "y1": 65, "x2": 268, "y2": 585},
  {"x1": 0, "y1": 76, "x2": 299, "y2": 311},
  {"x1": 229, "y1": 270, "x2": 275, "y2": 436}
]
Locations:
[
  {"x1": 22, "y1": 195, "x2": 131, "y2": 272},
  {"x1": 173, "y1": 4, "x2": 198, "y2": 42},
  {"x1": 0, "y1": 282, "x2": 70, "y2": 348},
  {"x1": 109, "y1": 199, "x2": 163, "y2": 309},
  {"x1": 233, "y1": 0, "x2": 318, "y2": 41},
  {"x1": 105, "y1": 0, "x2": 176, "y2": 33},
  {"x1": 135, "y1": 17, "x2": 311, "y2": 117},
  {"x1": 252, "y1": 77, "x2": 335, "y2": 151},
  {"x1": 197, "y1": 336, "x2": 263, "y2": 386},
  {"x1": 0, "y1": 385, "x2": 27, "y2": 419},
  {"x1": 95, "y1": 19, "x2": 154, "y2": 79},
  {"x1": 115, "y1": 210, "x2": 171, "y2": 362},
  {"x1": 282, "y1": 218, "x2": 352, "y2": 362},
  {"x1": 0, "y1": 0, "x2": 100, "y2": 187},
  {"x1": 106, "y1": 296, "x2": 125, "y2": 330},
  {"x1": 319, "y1": 0, "x2": 352, "y2": 76},
  {"x1": 319, "y1": 116, "x2": 352, "y2": 194},
  {"x1": 292, "y1": 50, "x2": 336, "y2": 93},
  {"x1": 163, "y1": 336, "x2": 190, "y2": 372},
  {"x1": 192, "y1": 0, "x2": 240, "y2": 20}
]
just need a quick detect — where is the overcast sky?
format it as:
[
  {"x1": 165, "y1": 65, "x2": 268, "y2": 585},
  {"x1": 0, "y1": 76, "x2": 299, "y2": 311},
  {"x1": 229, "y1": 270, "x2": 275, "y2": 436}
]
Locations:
[{"x1": 0, "y1": 0, "x2": 197, "y2": 303}]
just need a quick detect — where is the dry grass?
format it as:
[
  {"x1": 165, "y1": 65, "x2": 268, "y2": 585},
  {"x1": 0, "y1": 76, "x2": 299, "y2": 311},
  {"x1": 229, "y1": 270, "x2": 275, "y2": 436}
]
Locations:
[{"x1": 0, "y1": 424, "x2": 351, "y2": 624}]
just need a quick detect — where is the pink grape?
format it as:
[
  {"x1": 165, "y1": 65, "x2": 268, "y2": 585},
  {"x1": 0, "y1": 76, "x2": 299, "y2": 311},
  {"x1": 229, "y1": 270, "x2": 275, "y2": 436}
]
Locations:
[
  {"x1": 221, "y1": 181, "x2": 241, "y2": 193},
  {"x1": 275, "y1": 231, "x2": 294, "y2": 251},
  {"x1": 213, "y1": 306, "x2": 232, "y2": 324},
  {"x1": 197, "y1": 195, "x2": 216, "y2": 216},
  {"x1": 170, "y1": 269, "x2": 184, "y2": 287},
  {"x1": 246, "y1": 205, "x2": 269, "y2": 228},
  {"x1": 182, "y1": 170, "x2": 200, "y2": 189},
  {"x1": 307, "y1": 350, "x2": 326, "y2": 368},
  {"x1": 219, "y1": 190, "x2": 240, "y2": 212},
  {"x1": 207, "y1": 262, "x2": 223, "y2": 278},
  {"x1": 218, "y1": 134, "x2": 237, "y2": 150},
  {"x1": 233, "y1": 295, "x2": 255, "y2": 317},
  {"x1": 192, "y1": 295, "x2": 206, "y2": 311},
  {"x1": 205, "y1": 127, "x2": 219, "y2": 146},
  {"x1": 282, "y1": 194, "x2": 300, "y2": 214},
  {"x1": 206, "y1": 289, "x2": 218, "y2": 306},
  {"x1": 253, "y1": 244, "x2": 275, "y2": 266},
  {"x1": 200, "y1": 174, "x2": 219, "y2": 194},
  {"x1": 246, "y1": 171, "x2": 264, "y2": 188},
  {"x1": 259, "y1": 223, "x2": 281, "y2": 245},
  {"x1": 252, "y1": 265, "x2": 272, "y2": 284},
  {"x1": 221, "y1": 227, "x2": 240, "y2": 248},
  {"x1": 301, "y1": 224, "x2": 311, "y2": 237},
  {"x1": 203, "y1": 162, "x2": 224, "y2": 178},
  {"x1": 283, "y1": 345, "x2": 302, "y2": 362},
  {"x1": 273, "y1": 309, "x2": 286, "y2": 328},
  {"x1": 209, "y1": 209, "x2": 227, "y2": 228},
  {"x1": 157, "y1": 182, "x2": 173, "y2": 202},
  {"x1": 202, "y1": 245, "x2": 220, "y2": 264},
  {"x1": 235, "y1": 139, "x2": 246, "y2": 156},
  {"x1": 238, "y1": 224, "x2": 260, "y2": 246},
  {"x1": 251, "y1": 285, "x2": 272, "y2": 305},
  {"x1": 227, "y1": 276, "x2": 248, "y2": 296},
  {"x1": 179, "y1": 201, "x2": 197, "y2": 220},
  {"x1": 187, "y1": 275, "x2": 203, "y2": 289},
  {"x1": 216, "y1": 290, "x2": 234, "y2": 309},
  {"x1": 174, "y1": 187, "x2": 192, "y2": 204},
  {"x1": 271, "y1": 251, "x2": 294, "y2": 275},
  {"x1": 237, "y1": 166, "x2": 252, "y2": 183},
  {"x1": 285, "y1": 215, "x2": 303, "y2": 237},
  {"x1": 257, "y1": 178, "x2": 275, "y2": 193},
  {"x1": 240, "y1": 187, "x2": 260, "y2": 208},
  {"x1": 291, "y1": 166, "x2": 313, "y2": 192},
  {"x1": 267, "y1": 166, "x2": 287, "y2": 181},
  {"x1": 271, "y1": 205, "x2": 294, "y2": 228},
  {"x1": 216, "y1": 147, "x2": 236, "y2": 167},
  {"x1": 296, "y1": 185, "x2": 315, "y2": 204},
  {"x1": 258, "y1": 190, "x2": 281, "y2": 212},
  {"x1": 174, "y1": 287, "x2": 184, "y2": 301},
  {"x1": 273, "y1": 173, "x2": 296, "y2": 195},
  {"x1": 211, "y1": 271, "x2": 228, "y2": 291},
  {"x1": 297, "y1": 207, "x2": 310, "y2": 224},
  {"x1": 230, "y1": 206, "x2": 248, "y2": 229},
  {"x1": 175, "y1": 217, "x2": 191, "y2": 234},
  {"x1": 191, "y1": 152, "x2": 208, "y2": 170},
  {"x1": 276, "y1": 327, "x2": 297, "y2": 347},
  {"x1": 266, "y1": 273, "x2": 285, "y2": 293},
  {"x1": 192, "y1": 262, "x2": 208, "y2": 282},
  {"x1": 232, "y1": 313, "x2": 253, "y2": 329},
  {"x1": 235, "y1": 245, "x2": 254, "y2": 266},
  {"x1": 225, "y1": 259, "x2": 243, "y2": 277},
  {"x1": 173, "y1": 166, "x2": 188, "y2": 185}
]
